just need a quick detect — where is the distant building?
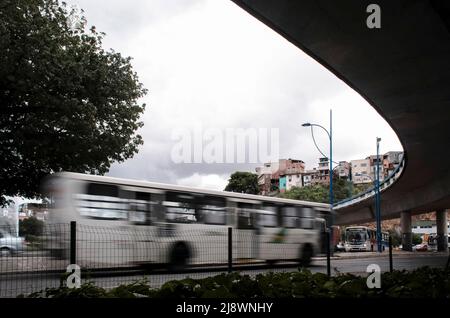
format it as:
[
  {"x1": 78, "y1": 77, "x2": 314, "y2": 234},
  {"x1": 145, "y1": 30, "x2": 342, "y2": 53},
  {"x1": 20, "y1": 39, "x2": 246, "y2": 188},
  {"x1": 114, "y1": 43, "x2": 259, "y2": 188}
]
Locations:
[
  {"x1": 311, "y1": 157, "x2": 330, "y2": 185},
  {"x1": 350, "y1": 158, "x2": 372, "y2": 184},
  {"x1": 302, "y1": 169, "x2": 317, "y2": 187},
  {"x1": 283, "y1": 172, "x2": 303, "y2": 191},
  {"x1": 351, "y1": 152, "x2": 403, "y2": 184},
  {"x1": 383, "y1": 151, "x2": 404, "y2": 178},
  {"x1": 256, "y1": 161, "x2": 280, "y2": 195},
  {"x1": 256, "y1": 159, "x2": 305, "y2": 195},
  {"x1": 412, "y1": 220, "x2": 450, "y2": 235},
  {"x1": 366, "y1": 155, "x2": 384, "y2": 181},
  {"x1": 337, "y1": 161, "x2": 351, "y2": 180}
]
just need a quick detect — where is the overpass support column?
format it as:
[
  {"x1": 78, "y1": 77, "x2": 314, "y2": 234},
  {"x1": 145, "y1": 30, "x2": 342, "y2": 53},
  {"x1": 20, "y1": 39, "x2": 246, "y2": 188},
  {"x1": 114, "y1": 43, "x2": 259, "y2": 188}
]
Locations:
[
  {"x1": 436, "y1": 209, "x2": 448, "y2": 252},
  {"x1": 400, "y1": 211, "x2": 412, "y2": 251}
]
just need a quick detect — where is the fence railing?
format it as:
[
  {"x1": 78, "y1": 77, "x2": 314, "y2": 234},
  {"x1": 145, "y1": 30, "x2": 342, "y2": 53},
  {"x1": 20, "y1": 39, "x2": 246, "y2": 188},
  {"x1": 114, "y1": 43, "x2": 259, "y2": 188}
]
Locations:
[
  {"x1": 333, "y1": 156, "x2": 406, "y2": 209},
  {"x1": 0, "y1": 222, "x2": 325, "y2": 297}
]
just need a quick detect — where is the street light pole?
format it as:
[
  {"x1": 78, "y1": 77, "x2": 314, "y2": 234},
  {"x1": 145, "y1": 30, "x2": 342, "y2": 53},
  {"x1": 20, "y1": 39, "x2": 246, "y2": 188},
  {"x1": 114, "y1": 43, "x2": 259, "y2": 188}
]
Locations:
[
  {"x1": 375, "y1": 137, "x2": 382, "y2": 252},
  {"x1": 329, "y1": 110, "x2": 333, "y2": 207},
  {"x1": 329, "y1": 109, "x2": 334, "y2": 250},
  {"x1": 302, "y1": 109, "x2": 334, "y2": 252}
]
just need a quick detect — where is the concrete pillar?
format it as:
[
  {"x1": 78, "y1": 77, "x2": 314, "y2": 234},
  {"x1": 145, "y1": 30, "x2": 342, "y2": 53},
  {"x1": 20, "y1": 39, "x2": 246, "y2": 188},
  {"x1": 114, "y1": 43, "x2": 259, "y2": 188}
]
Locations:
[
  {"x1": 400, "y1": 211, "x2": 412, "y2": 251},
  {"x1": 436, "y1": 209, "x2": 448, "y2": 252}
]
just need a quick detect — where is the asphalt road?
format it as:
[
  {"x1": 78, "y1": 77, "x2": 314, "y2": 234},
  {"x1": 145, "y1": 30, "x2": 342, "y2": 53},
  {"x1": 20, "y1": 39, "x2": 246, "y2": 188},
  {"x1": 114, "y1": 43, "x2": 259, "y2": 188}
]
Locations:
[{"x1": 1, "y1": 253, "x2": 448, "y2": 298}]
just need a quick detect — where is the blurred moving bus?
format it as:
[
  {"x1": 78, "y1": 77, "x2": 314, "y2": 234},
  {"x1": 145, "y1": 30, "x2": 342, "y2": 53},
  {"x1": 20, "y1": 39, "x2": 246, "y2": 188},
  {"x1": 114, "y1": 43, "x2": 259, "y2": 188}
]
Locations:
[
  {"x1": 42, "y1": 172, "x2": 330, "y2": 268},
  {"x1": 344, "y1": 226, "x2": 389, "y2": 252}
]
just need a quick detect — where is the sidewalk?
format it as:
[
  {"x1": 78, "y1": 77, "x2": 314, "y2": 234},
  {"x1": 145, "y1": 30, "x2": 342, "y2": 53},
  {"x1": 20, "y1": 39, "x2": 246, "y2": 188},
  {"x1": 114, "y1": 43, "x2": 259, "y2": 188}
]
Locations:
[{"x1": 313, "y1": 250, "x2": 449, "y2": 261}]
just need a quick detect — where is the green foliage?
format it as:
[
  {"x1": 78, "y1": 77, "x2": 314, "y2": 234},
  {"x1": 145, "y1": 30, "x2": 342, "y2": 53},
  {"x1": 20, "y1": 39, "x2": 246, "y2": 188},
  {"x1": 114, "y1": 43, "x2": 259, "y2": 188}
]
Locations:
[
  {"x1": 389, "y1": 229, "x2": 401, "y2": 247},
  {"x1": 332, "y1": 178, "x2": 354, "y2": 201},
  {"x1": 281, "y1": 185, "x2": 328, "y2": 203},
  {"x1": 352, "y1": 183, "x2": 374, "y2": 196},
  {"x1": 23, "y1": 267, "x2": 450, "y2": 298},
  {"x1": 412, "y1": 233, "x2": 423, "y2": 245},
  {"x1": 19, "y1": 216, "x2": 44, "y2": 240},
  {"x1": 0, "y1": 0, "x2": 147, "y2": 205},
  {"x1": 281, "y1": 178, "x2": 353, "y2": 203},
  {"x1": 224, "y1": 172, "x2": 259, "y2": 194}
]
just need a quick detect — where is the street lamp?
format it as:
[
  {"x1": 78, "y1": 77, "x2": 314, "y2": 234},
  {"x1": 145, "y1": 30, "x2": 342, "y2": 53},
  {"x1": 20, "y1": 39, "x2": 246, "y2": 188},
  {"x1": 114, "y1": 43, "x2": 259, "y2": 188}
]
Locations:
[
  {"x1": 354, "y1": 137, "x2": 383, "y2": 253},
  {"x1": 375, "y1": 137, "x2": 382, "y2": 253},
  {"x1": 302, "y1": 109, "x2": 334, "y2": 242}
]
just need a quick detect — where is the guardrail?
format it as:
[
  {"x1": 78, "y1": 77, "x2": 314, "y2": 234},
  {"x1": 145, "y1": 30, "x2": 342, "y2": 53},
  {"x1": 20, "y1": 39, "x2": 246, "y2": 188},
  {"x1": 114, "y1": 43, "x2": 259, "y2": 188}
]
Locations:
[{"x1": 333, "y1": 155, "x2": 406, "y2": 209}]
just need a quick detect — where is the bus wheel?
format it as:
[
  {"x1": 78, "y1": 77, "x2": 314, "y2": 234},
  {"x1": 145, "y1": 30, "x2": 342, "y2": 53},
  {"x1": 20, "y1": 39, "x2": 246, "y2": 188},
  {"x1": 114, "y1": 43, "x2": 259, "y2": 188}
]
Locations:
[
  {"x1": 169, "y1": 242, "x2": 190, "y2": 271},
  {"x1": 299, "y1": 244, "x2": 313, "y2": 267}
]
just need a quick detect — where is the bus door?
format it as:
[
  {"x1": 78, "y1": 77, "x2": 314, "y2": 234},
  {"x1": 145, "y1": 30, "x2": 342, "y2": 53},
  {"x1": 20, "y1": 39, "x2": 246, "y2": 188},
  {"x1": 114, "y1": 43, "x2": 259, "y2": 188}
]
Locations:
[
  {"x1": 120, "y1": 187, "x2": 165, "y2": 265},
  {"x1": 72, "y1": 182, "x2": 135, "y2": 266},
  {"x1": 234, "y1": 201, "x2": 259, "y2": 260},
  {"x1": 315, "y1": 218, "x2": 327, "y2": 254},
  {"x1": 257, "y1": 205, "x2": 286, "y2": 260}
]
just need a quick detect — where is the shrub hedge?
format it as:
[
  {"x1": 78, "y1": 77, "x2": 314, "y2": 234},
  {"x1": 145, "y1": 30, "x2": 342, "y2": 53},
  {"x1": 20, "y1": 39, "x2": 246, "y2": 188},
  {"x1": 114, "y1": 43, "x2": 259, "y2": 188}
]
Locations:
[{"x1": 20, "y1": 267, "x2": 450, "y2": 298}]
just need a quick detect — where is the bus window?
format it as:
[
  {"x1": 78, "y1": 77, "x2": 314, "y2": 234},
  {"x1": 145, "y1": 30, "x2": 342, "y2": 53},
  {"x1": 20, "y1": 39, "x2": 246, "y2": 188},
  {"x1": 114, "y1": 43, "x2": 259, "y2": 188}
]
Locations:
[
  {"x1": 164, "y1": 202, "x2": 197, "y2": 223},
  {"x1": 258, "y1": 213, "x2": 277, "y2": 227},
  {"x1": 75, "y1": 183, "x2": 128, "y2": 220},
  {"x1": 298, "y1": 207, "x2": 315, "y2": 218},
  {"x1": 197, "y1": 196, "x2": 227, "y2": 225},
  {"x1": 259, "y1": 203, "x2": 283, "y2": 227},
  {"x1": 260, "y1": 205, "x2": 279, "y2": 227},
  {"x1": 282, "y1": 206, "x2": 313, "y2": 228},
  {"x1": 201, "y1": 206, "x2": 227, "y2": 225},
  {"x1": 164, "y1": 191, "x2": 197, "y2": 223},
  {"x1": 236, "y1": 203, "x2": 257, "y2": 229},
  {"x1": 299, "y1": 218, "x2": 314, "y2": 229},
  {"x1": 123, "y1": 191, "x2": 156, "y2": 225}
]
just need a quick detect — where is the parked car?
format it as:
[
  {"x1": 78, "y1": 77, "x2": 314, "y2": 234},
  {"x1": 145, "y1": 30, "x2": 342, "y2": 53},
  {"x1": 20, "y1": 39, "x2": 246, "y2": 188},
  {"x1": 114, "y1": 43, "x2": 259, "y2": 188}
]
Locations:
[
  {"x1": 0, "y1": 230, "x2": 25, "y2": 256},
  {"x1": 413, "y1": 243, "x2": 428, "y2": 252}
]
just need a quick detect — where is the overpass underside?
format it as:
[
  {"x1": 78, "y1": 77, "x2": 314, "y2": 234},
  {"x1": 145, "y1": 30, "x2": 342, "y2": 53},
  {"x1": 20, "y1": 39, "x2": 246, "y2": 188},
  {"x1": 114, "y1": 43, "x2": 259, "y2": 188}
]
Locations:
[{"x1": 232, "y1": 0, "x2": 450, "y2": 250}]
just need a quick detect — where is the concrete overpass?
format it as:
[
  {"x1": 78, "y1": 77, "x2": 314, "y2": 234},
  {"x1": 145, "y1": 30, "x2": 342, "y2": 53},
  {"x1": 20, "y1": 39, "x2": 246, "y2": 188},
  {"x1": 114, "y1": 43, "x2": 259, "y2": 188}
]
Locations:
[{"x1": 232, "y1": 0, "x2": 450, "y2": 250}]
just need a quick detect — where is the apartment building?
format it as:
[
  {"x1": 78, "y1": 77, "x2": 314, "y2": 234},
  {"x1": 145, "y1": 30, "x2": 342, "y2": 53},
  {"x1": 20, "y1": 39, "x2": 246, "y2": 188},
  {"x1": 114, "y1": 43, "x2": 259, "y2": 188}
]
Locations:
[
  {"x1": 350, "y1": 158, "x2": 372, "y2": 184},
  {"x1": 256, "y1": 159, "x2": 305, "y2": 195}
]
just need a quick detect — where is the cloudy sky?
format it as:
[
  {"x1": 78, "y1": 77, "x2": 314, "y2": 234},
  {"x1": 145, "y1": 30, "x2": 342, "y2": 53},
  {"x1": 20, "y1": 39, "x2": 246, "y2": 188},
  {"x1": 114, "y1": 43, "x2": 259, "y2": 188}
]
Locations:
[{"x1": 66, "y1": 0, "x2": 402, "y2": 191}]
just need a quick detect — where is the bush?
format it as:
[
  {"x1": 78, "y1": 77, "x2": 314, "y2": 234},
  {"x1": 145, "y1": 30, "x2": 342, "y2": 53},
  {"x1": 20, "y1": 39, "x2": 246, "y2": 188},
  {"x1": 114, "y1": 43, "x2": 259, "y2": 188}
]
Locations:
[
  {"x1": 21, "y1": 267, "x2": 450, "y2": 298},
  {"x1": 19, "y1": 216, "x2": 44, "y2": 241}
]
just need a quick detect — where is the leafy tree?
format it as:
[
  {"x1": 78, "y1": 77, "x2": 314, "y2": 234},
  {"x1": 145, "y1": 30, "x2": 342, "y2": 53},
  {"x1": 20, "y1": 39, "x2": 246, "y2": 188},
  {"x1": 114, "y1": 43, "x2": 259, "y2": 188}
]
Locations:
[
  {"x1": 388, "y1": 229, "x2": 401, "y2": 247},
  {"x1": 281, "y1": 185, "x2": 328, "y2": 203},
  {"x1": 332, "y1": 178, "x2": 353, "y2": 202},
  {"x1": 224, "y1": 172, "x2": 259, "y2": 194},
  {"x1": 19, "y1": 216, "x2": 44, "y2": 240},
  {"x1": 0, "y1": 0, "x2": 147, "y2": 205},
  {"x1": 281, "y1": 178, "x2": 353, "y2": 203},
  {"x1": 352, "y1": 183, "x2": 374, "y2": 196}
]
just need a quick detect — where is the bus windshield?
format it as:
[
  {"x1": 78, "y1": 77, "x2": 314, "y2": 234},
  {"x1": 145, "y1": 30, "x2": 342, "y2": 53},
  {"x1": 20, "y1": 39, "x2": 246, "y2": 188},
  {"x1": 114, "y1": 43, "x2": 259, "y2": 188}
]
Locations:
[{"x1": 346, "y1": 229, "x2": 367, "y2": 242}]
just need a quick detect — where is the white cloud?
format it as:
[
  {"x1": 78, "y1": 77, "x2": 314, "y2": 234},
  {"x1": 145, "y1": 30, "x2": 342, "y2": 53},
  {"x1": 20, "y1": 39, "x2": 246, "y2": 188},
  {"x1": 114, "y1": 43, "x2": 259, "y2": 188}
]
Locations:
[{"x1": 176, "y1": 173, "x2": 229, "y2": 191}]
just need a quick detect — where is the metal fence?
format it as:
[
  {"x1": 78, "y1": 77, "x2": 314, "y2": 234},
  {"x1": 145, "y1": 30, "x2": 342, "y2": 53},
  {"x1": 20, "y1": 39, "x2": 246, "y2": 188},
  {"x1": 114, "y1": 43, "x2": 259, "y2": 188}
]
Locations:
[
  {"x1": 1, "y1": 223, "x2": 448, "y2": 298},
  {"x1": 0, "y1": 222, "x2": 316, "y2": 297}
]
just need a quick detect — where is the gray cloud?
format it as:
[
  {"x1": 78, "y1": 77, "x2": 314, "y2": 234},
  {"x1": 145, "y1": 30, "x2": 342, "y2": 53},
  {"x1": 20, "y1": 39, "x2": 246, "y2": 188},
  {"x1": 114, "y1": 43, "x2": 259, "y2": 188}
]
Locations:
[{"x1": 65, "y1": 0, "x2": 402, "y2": 189}]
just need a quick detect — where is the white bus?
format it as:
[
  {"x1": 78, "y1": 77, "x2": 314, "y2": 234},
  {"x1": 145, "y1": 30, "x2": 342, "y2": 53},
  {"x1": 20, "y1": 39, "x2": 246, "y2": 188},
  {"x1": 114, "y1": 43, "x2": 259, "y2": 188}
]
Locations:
[
  {"x1": 344, "y1": 226, "x2": 389, "y2": 252},
  {"x1": 42, "y1": 172, "x2": 330, "y2": 269}
]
